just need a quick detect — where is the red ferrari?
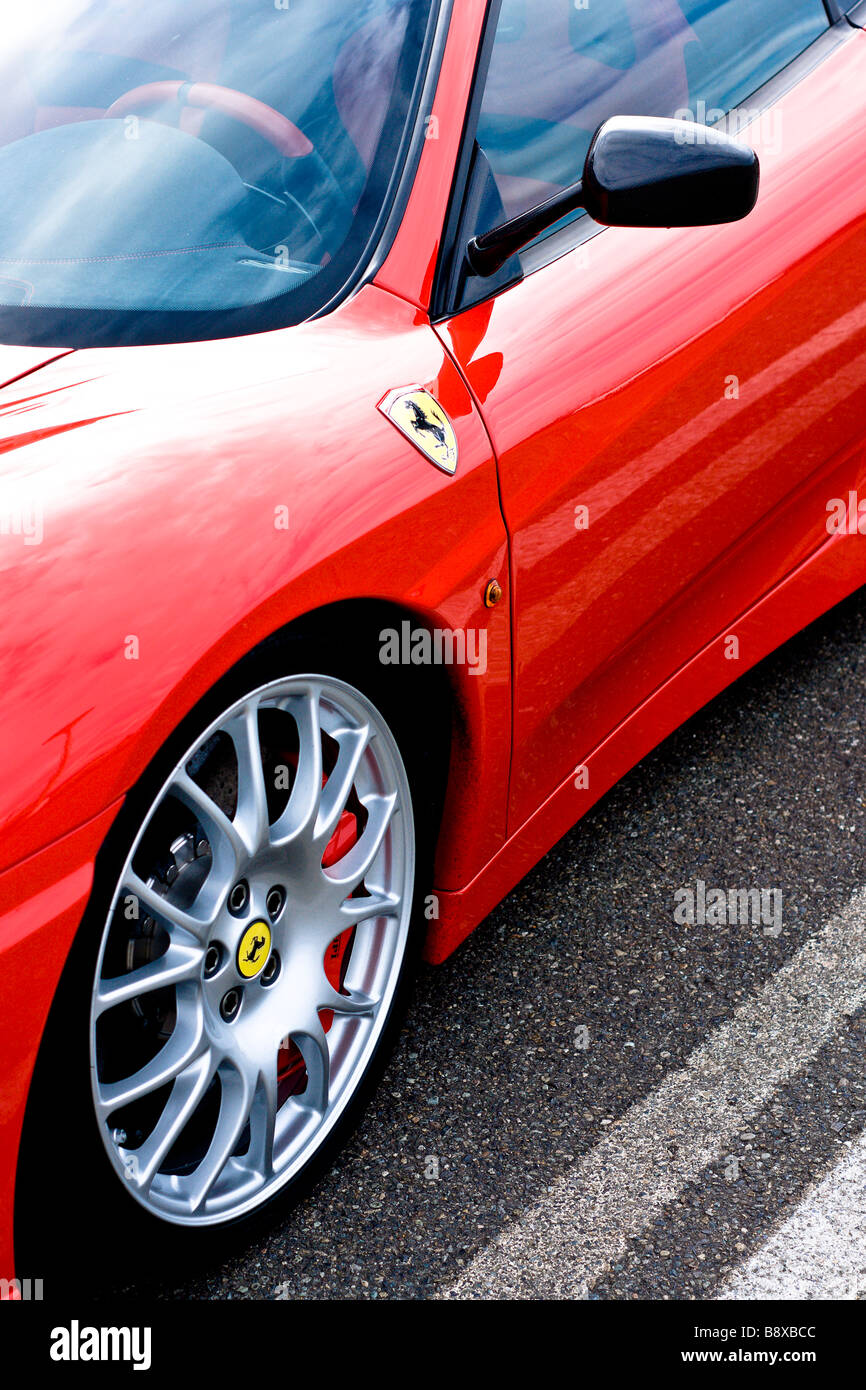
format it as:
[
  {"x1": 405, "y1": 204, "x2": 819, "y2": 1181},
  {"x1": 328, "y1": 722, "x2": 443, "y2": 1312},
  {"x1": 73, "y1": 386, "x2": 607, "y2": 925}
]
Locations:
[{"x1": 2, "y1": 0, "x2": 865, "y2": 1287}]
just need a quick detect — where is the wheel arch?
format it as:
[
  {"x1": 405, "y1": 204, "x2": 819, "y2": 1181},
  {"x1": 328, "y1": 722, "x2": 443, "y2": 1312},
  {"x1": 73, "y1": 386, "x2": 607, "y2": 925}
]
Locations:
[
  {"x1": 88, "y1": 595, "x2": 459, "y2": 970},
  {"x1": 12, "y1": 599, "x2": 454, "y2": 1278}
]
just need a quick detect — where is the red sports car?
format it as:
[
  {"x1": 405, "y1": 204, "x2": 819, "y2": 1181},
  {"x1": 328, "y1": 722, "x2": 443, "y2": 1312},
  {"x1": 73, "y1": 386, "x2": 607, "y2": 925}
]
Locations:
[{"x1": 2, "y1": 0, "x2": 865, "y2": 1288}]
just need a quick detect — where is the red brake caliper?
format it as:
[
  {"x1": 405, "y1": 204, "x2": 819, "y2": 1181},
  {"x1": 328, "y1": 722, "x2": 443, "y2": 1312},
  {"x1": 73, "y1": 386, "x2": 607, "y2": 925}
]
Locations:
[{"x1": 277, "y1": 789, "x2": 358, "y2": 1097}]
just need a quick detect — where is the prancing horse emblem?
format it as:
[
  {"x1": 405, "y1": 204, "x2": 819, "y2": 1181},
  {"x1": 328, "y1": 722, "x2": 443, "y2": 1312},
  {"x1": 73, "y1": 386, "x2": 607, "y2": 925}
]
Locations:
[
  {"x1": 237, "y1": 920, "x2": 272, "y2": 979},
  {"x1": 244, "y1": 935, "x2": 267, "y2": 966},
  {"x1": 378, "y1": 386, "x2": 459, "y2": 475}
]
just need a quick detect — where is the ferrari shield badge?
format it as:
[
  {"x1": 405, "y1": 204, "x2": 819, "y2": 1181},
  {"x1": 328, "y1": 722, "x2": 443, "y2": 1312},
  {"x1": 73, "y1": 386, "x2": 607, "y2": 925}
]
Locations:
[{"x1": 378, "y1": 386, "x2": 458, "y2": 475}]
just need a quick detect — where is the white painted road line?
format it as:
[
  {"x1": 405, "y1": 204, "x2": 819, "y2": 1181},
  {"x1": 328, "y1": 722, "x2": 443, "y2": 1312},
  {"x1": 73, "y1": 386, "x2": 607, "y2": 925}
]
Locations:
[
  {"x1": 443, "y1": 890, "x2": 866, "y2": 1299},
  {"x1": 717, "y1": 1129, "x2": 866, "y2": 1301}
]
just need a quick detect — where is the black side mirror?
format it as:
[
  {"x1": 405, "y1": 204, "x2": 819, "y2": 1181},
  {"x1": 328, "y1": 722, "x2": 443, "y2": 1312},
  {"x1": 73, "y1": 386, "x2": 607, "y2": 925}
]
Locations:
[
  {"x1": 467, "y1": 115, "x2": 760, "y2": 278},
  {"x1": 583, "y1": 115, "x2": 760, "y2": 228}
]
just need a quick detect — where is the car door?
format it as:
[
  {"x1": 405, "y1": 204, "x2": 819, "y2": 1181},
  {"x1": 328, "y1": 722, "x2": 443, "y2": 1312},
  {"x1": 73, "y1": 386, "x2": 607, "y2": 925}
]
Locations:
[{"x1": 435, "y1": 0, "x2": 866, "y2": 832}]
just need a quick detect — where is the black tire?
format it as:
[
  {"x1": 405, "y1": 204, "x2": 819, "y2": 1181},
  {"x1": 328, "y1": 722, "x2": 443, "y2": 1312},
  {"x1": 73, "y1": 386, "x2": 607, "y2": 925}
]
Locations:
[{"x1": 15, "y1": 627, "x2": 447, "y2": 1291}]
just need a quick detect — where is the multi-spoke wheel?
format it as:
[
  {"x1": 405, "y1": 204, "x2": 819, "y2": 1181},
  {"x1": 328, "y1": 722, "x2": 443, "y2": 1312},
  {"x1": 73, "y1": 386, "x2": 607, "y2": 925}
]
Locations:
[{"x1": 87, "y1": 673, "x2": 414, "y2": 1229}]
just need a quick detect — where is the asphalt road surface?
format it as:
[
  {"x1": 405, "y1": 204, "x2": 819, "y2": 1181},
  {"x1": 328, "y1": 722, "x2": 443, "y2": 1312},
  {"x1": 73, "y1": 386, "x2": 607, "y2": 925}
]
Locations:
[{"x1": 146, "y1": 588, "x2": 866, "y2": 1300}]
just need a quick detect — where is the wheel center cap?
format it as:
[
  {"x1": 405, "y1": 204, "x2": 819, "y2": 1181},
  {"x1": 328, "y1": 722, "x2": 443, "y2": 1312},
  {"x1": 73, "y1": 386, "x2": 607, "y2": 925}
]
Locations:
[{"x1": 237, "y1": 920, "x2": 271, "y2": 979}]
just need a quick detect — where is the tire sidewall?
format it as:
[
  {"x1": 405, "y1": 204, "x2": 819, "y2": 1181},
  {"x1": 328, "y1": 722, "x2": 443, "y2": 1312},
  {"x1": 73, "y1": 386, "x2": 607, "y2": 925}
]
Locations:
[{"x1": 15, "y1": 633, "x2": 439, "y2": 1289}]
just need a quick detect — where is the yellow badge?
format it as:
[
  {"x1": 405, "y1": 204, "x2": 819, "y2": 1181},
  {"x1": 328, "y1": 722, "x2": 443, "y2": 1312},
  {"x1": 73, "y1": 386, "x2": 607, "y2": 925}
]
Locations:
[
  {"x1": 237, "y1": 921, "x2": 271, "y2": 979},
  {"x1": 378, "y1": 386, "x2": 458, "y2": 475}
]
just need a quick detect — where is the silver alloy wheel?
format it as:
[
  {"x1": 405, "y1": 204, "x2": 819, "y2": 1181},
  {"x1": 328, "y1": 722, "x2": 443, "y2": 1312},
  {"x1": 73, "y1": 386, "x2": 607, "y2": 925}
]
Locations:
[{"x1": 90, "y1": 674, "x2": 414, "y2": 1226}]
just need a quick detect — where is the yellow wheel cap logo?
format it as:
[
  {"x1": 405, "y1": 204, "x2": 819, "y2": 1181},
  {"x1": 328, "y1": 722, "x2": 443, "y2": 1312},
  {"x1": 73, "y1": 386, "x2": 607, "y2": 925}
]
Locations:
[
  {"x1": 378, "y1": 386, "x2": 458, "y2": 475},
  {"x1": 238, "y1": 921, "x2": 271, "y2": 979}
]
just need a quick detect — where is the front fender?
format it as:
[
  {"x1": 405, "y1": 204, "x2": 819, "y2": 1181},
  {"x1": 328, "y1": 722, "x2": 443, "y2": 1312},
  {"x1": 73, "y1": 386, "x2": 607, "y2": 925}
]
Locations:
[{"x1": 0, "y1": 284, "x2": 510, "y2": 893}]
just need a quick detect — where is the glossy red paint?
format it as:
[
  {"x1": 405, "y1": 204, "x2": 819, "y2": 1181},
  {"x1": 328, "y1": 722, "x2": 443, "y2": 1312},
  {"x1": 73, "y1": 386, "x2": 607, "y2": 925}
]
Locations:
[
  {"x1": 0, "y1": 346, "x2": 74, "y2": 392},
  {"x1": 2, "y1": 1, "x2": 866, "y2": 1281},
  {"x1": 437, "y1": 25, "x2": 866, "y2": 834},
  {"x1": 373, "y1": 0, "x2": 489, "y2": 311},
  {"x1": 0, "y1": 286, "x2": 510, "y2": 881},
  {"x1": 428, "y1": 493, "x2": 866, "y2": 961},
  {"x1": 0, "y1": 802, "x2": 122, "y2": 1285},
  {"x1": 0, "y1": 282, "x2": 510, "y2": 1281}
]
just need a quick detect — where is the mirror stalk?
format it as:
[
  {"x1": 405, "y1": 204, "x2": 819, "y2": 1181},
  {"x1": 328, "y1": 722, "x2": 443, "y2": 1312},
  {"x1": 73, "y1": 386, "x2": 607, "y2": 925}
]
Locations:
[
  {"x1": 465, "y1": 116, "x2": 759, "y2": 281},
  {"x1": 467, "y1": 180, "x2": 585, "y2": 279}
]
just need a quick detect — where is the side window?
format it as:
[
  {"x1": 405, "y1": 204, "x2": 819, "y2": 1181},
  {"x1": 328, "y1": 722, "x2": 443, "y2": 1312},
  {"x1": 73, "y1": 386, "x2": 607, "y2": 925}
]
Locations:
[{"x1": 477, "y1": 0, "x2": 830, "y2": 227}]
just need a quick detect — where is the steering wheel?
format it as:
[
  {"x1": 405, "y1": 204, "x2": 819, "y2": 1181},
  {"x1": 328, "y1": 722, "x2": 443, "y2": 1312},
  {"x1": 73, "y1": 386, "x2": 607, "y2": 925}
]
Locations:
[
  {"x1": 104, "y1": 81, "x2": 314, "y2": 159},
  {"x1": 104, "y1": 81, "x2": 353, "y2": 256}
]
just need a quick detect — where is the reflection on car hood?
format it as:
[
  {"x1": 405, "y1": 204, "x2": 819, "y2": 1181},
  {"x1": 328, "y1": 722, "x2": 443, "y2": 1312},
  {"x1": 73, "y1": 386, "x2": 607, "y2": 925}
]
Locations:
[{"x1": 0, "y1": 344, "x2": 74, "y2": 392}]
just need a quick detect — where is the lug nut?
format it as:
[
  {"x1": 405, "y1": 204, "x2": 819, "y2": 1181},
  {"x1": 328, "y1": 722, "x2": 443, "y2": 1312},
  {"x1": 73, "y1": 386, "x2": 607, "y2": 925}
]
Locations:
[
  {"x1": 228, "y1": 880, "x2": 249, "y2": 915},
  {"x1": 195, "y1": 838, "x2": 210, "y2": 859},
  {"x1": 261, "y1": 952, "x2": 281, "y2": 987},
  {"x1": 204, "y1": 944, "x2": 222, "y2": 978},
  {"x1": 112, "y1": 1128, "x2": 127, "y2": 1146},
  {"x1": 266, "y1": 886, "x2": 285, "y2": 920},
  {"x1": 220, "y1": 988, "x2": 242, "y2": 1022}
]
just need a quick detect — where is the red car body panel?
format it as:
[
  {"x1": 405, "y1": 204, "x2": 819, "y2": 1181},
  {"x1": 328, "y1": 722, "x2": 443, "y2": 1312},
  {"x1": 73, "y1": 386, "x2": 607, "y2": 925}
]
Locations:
[
  {"x1": 0, "y1": 347, "x2": 75, "y2": 394},
  {"x1": 0, "y1": 282, "x2": 510, "y2": 1285},
  {"x1": 2, "y1": 2, "x2": 866, "y2": 1283},
  {"x1": 430, "y1": 508, "x2": 866, "y2": 962},
  {"x1": 438, "y1": 26, "x2": 866, "y2": 832},
  {"x1": 0, "y1": 288, "x2": 510, "y2": 883},
  {"x1": 0, "y1": 804, "x2": 121, "y2": 1292}
]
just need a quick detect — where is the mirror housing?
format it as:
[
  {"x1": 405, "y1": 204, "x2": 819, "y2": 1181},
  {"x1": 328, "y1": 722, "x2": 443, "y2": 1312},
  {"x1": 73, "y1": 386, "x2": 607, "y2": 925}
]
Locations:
[
  {"x1": 583, "y1": 115, "x2": 760, "y2": 228},
  {"x1": 467, "y1": 115, "x2": 760, "y2": 278}
]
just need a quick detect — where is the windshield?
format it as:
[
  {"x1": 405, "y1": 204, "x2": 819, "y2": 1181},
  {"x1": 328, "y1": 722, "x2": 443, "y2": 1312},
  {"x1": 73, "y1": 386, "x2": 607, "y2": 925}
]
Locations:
[{"x1": 0, "y1": 0, "x2": 435, "y2": 347}]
